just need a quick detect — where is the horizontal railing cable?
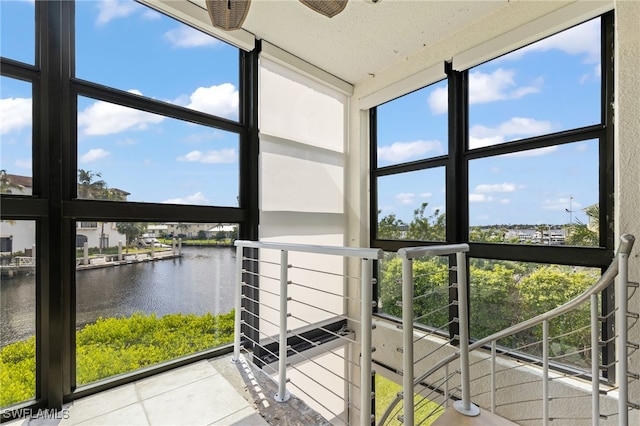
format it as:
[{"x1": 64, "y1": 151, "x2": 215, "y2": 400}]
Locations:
[
  {"x1": 283, "y1": 329, "x2": 362, "y2": 375},
  {"x1": 411, "y1": 321, "x2": 455, "y2": 345},
  {"x1": 413, "y1": 303, "x2": 455, "y2": 324},
  {"x1": 284, "y1": 351, "x2": 361, "y2": 401},
  {"x1": 413, "y1": 338, "x2": 455, "y2": 366},
  {"x1": 289, "y1": 264, "x2": 363, "y2": 282}
]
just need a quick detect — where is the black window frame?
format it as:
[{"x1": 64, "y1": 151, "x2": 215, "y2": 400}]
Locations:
[
  {"x1": 0, "y1": 0, "x2": 259, "y2": 417},
  {"x1": 371, "y1": 12, "x2": 615, "y2": 378}
]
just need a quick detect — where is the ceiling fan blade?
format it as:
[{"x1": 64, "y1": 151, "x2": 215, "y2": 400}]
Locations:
[
  {"x1": 206, "y1": 0, "x2": 251, "y2": 31},
  {"x1": 299, "y1": 0, "x2": 348, "y2": 18}
]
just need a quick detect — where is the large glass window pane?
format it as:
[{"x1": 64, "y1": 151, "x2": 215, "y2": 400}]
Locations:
[
  {"x1": 1, "y1": 220, "x2": 36, "y2": 407},
  {"x1": 75, "y1": 0, "x2": 239, "y2": 120},
  {"x1": 77, "y1": 96, "x2": 239, "y2": 206},
  {"x1": 0, "y1": 0, "x2": 35, "y2": 65},
  {"x1": 470, "y1": 258, "x2": 600, "y2": 370},
  {"x1": 468, "y1": 18, "x2": 601, "y2": 149},
  {"x1": 75, "y1": 221, "x2": 238, "y2": 386},
  {"x1": 376, "y1": 81, "x2": 448, "y2": 167},
  {"x1": 377, "y1": 168, "x2": 446, "y2": 241},
  {"x1": 468, "y1": 140, "x2": 599, "y2": 246},
  {"x1": 1, "y1": 77, "x2": 32, "y2": 193}
]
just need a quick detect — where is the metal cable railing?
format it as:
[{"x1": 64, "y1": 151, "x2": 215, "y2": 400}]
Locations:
[
  {"x1": 233, "y1": 240, "x2": 383, "y2": 426},
  {"x1": 230, "y1": 236, "x2": 636, "y2": 426},
  {"x1": 379, "y1": 234, "x2": 637, "y2": 426}
]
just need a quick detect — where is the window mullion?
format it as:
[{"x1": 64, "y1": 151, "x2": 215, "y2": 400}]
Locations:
[{"x1": 446, "y1": 63, "x2": 469, "y2": 341}]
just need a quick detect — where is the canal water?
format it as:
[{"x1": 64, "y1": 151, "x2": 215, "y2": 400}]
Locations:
[{"x1": 1, "y1": 246, "x2": 237, "y2": 346}]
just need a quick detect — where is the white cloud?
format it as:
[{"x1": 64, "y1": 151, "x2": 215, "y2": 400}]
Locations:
[
  {"x1": 177, "y1": 149, "x2": 237, "y2": 164},
  {"x1": 428, "y1": 86, "x2": 448, "y2": 115},
  {"x1": 96, "y1": 0, "x2": 142, "y2": 26},
  {"x1": 15, "y1": 159, "x2": 32, "y2": 170},
  {"x1": 469, "y1": 117, "x2": 554, "y2": 149},
  {"x1": 141, "y1": 9, "x2": 162, "y2": 20},
  {"x1": 165, "y1": 26, "x2": 220, "y2": 48},
  {"x1": 499, "y1": 198, "x2": 510, "y2": 204},
  {"x1": 428, "y1": 69, "x2": 541, "y2": 115},
  {"x1": 0, "y1": 97, "x2": 31, "y2": 135},
  {"x1": 516, "y1": 18, "x2": 601, "y2": 64},
  {"x1": 377, "y1": 140, "x2": 443, "y2": 163},
  {"x1": 395, "y1": 193, "x2": 415, "y2": 205},
  {"x1": 420, "y1": 192, "x2": 432, "y2": 198},
  {"x1": 542, "y1": 197, "x2": 582, "y2": 212},
  {"x1": 475, "y1": 183, "x2": 518, "y2": 193},
  {"x1": 179, "y1": 84, "x2": 239, "y2": 120},
  {"x1": 78, "y1": 92, "x2": 165, "y2": 136},
  {"x1": 469, "y1": 69, "x2": 542, "y2": 105},
  {"x1": 505, "y1": 146, "x2": 558, "y2": 158},
  {"x1": 79, "y1": 148, "x2": 110, "y2": 163},
  {"x1": 163, "y1": 192, "x2": 209, "y2": 205},
  {"x1": 469, "y1": 194, "x2": 492, "y2": 203}
]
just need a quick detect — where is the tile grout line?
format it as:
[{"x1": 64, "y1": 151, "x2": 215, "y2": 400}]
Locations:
[{"x1": 134, "y1": 379, "x2": 153, "y2": 426}]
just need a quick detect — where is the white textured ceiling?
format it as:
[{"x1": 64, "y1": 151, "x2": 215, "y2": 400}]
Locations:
[{"x1": 185, "y1": 0, "x2": 508, "y2": 85}]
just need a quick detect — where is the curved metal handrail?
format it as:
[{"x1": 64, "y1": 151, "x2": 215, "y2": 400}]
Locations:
[{"x1": 378, "y1": 234, "x2": 635, "y2": 425}]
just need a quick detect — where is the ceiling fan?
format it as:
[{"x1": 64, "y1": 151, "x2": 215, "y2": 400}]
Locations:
[{"x1": 206, "y1": 0, "x2": 379, "y2": 31}]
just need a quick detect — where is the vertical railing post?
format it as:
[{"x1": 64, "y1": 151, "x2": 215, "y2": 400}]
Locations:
[
  {"x1": 361, "y1": 258, "x2": 373, "y2": 426},
  {"x1": 275, "y1": 249, "x2": 291, "y2": 402},
  {"x1": 491, "y1": 341, "x2": 496, "y2": 413},
  {"x1": 453, "y1": 251, "x2": 480, "y2": 416},
  {"x1": 617, "y1": 250, "x2": 629, "y2": 425},
  {"x1": 232, "y1": 244, "x2": 244, "y2": 363},
  {"x1": 591, "y1": 294, "x2": 600, "y2": 425},
  {"x1": 444, "y1": 364, "x2": 450, "y2": 408},
  {"x1": 542, "y1": 319, "x2": 549, "y2": 426},
  {"x1": 401, "y1": 255, "x2": 415, "y2": 426}
]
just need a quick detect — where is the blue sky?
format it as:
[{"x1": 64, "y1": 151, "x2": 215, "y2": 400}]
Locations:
[
  {"x1": 377, "y1": 17, "x2": 601, "y2": 226},
  {"x1": 2, "y1": 0, "x2": 240, "y2": 206},
  {"x1": 1, "y1": 1, "x2": 600, "y2": 226}
]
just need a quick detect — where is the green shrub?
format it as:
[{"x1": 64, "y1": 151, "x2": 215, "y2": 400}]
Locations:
[{"x1": 1, "y1": 312, "x2": 234, "y2": 407}]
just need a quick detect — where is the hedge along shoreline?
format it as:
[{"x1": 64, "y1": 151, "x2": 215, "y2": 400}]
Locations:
[{"x1": 1, "y1": 311, "x2": 235, "y2": 407}]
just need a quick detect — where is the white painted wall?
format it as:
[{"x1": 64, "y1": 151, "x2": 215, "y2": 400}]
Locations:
[{"x1": 257, "y1": 52, "x2": 351, "y2": 343}]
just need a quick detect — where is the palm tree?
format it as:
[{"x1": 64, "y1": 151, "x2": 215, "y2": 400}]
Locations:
[
  {"x1": 177, "y1": 223, "x2": 189, "y2": 239},
  {"x1": 566, "y1": 204, "x2": 599, "y2": 246},
  {"x1": 77, "y1": 169, "x2": 107, "y2": 199}
]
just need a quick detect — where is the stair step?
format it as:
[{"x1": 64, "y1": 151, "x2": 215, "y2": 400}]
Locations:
[{"x1": 432, "y1": 406, "x2": 518, "y2": 426}]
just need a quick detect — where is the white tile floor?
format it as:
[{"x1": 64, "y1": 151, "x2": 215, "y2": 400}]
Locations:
[{"x1": 6, "y1": 357, "x2": 269, "y2": 426}]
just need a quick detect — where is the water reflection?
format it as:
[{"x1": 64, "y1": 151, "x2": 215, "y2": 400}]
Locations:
[
  {"x1": 1, "y1": 247, "x2": 236, "y2": 346},
  {"x1": 0, "y1": 273, "x2": 35, "y2": 346}
]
